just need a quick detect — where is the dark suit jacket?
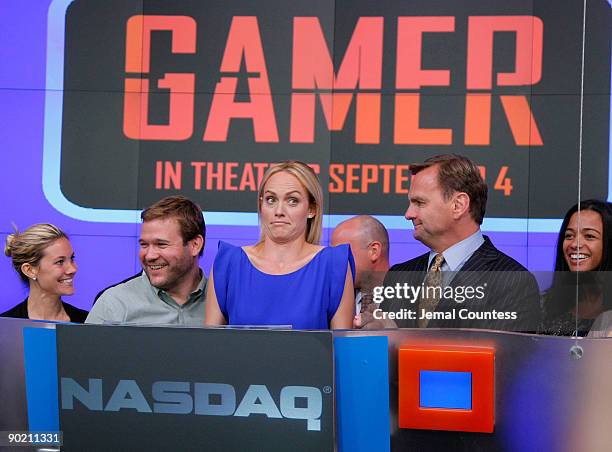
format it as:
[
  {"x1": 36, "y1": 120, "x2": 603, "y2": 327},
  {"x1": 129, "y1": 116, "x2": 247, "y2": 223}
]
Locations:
[{"x1": 380, "y1": 236, "x2": 541, "y2": 331}]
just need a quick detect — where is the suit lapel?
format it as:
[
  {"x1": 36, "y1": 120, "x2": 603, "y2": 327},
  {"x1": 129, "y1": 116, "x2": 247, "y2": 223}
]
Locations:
[{"x1": 457, "y1": 236, "x2": 498, "y2": 272}]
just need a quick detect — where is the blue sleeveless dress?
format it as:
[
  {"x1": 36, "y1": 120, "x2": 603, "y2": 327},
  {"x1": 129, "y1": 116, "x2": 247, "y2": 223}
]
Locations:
[{"x1": 212, "y1": 241, "x2": 355, "y2": 329}]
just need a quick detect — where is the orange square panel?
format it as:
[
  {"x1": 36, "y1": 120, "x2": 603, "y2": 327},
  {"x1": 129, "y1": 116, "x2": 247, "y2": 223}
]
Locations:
[{"x1": 398, "y1": 344, "x2": 494, "y2": 433}]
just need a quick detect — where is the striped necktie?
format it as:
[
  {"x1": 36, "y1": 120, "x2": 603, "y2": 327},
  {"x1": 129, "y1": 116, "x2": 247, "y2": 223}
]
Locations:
[{"x1": 418, "y1": 253, "x2": 445, "y2": 328}]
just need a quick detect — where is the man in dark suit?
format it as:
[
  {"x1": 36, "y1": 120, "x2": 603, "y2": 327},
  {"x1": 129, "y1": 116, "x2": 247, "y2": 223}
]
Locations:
[{"x1": 356, "y1": 154, "x2": 540, "y2": 331}]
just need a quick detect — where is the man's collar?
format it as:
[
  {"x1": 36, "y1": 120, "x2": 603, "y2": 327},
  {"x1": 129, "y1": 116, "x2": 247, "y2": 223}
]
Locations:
[
  {"x1": 142, "y1": 269, "x2": 206, "y2": 297},
  {"x1": 192, "y1": 269, "x2": 207, "y2": 294},
  {"x1": 428, "y1": 230, "x2": 484, "y2": 271}
]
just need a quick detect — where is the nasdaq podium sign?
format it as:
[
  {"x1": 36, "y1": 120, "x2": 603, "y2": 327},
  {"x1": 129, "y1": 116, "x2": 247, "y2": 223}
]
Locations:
[{"x1": 56, "y1": 325, "x2": 334, "y2": 451}]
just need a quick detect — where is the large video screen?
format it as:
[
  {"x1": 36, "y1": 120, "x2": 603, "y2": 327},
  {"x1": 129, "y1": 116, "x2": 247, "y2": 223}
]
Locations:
[{"x1": 0, "y1": 0, "x2": 610, "y2": 310}]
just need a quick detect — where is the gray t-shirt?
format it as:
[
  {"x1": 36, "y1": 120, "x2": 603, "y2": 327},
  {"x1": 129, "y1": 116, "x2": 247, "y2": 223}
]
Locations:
[{"x1": 85, "y1": 271, "x2": 207, "y2": 326}]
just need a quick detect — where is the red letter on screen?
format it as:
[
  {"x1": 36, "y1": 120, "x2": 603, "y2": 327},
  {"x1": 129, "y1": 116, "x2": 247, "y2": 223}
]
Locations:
[{"x1": 123, "y1": 15, "x2": 196, "y2": 141}]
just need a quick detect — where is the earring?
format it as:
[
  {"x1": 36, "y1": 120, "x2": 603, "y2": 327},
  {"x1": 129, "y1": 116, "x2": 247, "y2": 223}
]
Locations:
[{"x1": 32, "y1": 276, "x2": 37, "y2": 281}]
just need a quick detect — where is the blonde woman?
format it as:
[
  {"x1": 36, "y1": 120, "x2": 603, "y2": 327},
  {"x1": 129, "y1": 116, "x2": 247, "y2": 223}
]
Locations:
[
  {"x1": 2, "y1": 223, "x2": 87, "y2": 322},
  {"x1": 205, "y1": 161, "x2": 354, "y2": 329}
]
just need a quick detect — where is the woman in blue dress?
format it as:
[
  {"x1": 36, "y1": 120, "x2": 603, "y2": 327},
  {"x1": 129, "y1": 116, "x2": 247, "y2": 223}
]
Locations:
[{"x1": 205, "y1": 161, "x2": 355, "y2": 329}]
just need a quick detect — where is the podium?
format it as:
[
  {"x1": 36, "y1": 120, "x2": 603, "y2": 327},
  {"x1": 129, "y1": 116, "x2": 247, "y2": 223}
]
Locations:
[{"x1": 2, "y1": 318, "x2": 612, "y2": 451}]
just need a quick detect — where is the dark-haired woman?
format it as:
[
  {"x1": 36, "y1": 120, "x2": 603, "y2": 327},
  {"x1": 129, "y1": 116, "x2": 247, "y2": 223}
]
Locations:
[{"x1": 540, "y1": 200, "x2": 612, "y2": 336}]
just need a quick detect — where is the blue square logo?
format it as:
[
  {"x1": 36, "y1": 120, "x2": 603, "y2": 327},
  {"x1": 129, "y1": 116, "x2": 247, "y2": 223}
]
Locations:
[{"x1": 419, "y1": 370, "x2": 472, "y2": 410}]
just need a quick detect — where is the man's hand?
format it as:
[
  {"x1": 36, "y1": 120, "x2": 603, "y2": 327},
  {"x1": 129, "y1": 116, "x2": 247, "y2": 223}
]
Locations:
[{"x1": 353, "y1": 312, "x2": 397, "y2": 329}]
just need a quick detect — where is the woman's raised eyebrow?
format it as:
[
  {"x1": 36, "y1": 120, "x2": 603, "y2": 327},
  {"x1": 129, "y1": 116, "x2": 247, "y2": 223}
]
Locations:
[{"x1": 265, "y1": 190, "x2": 302, "y2": 196}]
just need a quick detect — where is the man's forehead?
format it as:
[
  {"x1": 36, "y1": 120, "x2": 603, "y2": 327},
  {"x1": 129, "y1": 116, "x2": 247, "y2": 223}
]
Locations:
[
  {"x1": 140, "y1": 217, "x2": 181, "y2": 238},
  {"x1": 412, "y1": 164, "x2": 440, "y2": 183},
  {"x1": 409, "y1": 166, "x2": 441, "y2": 195},
  {"x1": 333, "y1": 220, "x2": 366, "y2": 244}
]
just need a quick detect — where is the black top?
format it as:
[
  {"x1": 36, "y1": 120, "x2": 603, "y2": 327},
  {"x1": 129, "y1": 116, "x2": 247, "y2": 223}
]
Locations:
[
  {"x1": 540, "y1": 310, "x2": 594, "y2": 337},
  {"x1": 0, "y1": 298, "x2": 89, "y2": 323}
]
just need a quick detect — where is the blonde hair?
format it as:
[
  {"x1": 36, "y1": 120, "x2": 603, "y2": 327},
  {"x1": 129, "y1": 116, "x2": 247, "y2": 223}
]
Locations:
[
  {"x1": 257, "y1": 161, "x2": 323, "y2": 244},
  {"x1": 4, "y1": 223, "x2": 67, "y2": 283}
]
